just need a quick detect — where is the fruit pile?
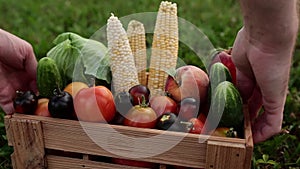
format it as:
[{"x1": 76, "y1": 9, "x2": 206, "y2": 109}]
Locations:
[{"x1": 13, "y1": 1, "x2": 243, "y2": 139}]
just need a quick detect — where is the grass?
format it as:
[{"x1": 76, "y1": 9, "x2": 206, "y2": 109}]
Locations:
[{"x1": 0, "y1": 0, "x2": 299, "y2": 168}]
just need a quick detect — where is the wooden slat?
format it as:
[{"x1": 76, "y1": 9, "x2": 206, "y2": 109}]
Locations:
[
  {"x1": 205, "y1": 140, "x2": 246, "y2": 169},
  {"x1": 243, "y1": 105, "x2": 254, "y2": 169},
  {"x1": 6, "y1": 117, "x2": 46, "y2": 169},
  {"x1": 8, "y1": 114, "x2": 207, "y2": 168},
  {"x1": 4, "y1": 115, "x2": 13, "y2": 146},
  {"x1": 46, "y1": 155, "x2": 147, "y2": 169},
  {"x1": 42, "y1": 117, "x2": 207, "y2": 168},
  {"x1": 6, "y1": 107, "x2": 253, "y2": 169}
]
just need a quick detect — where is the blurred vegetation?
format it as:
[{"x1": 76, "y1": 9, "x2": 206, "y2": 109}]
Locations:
[{"x1": 0, "y1": 0, "x2": 299, "y2": 168}]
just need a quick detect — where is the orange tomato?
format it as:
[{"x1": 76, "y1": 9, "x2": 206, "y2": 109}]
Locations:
[
  {"x1": 34, "y1": 98, "x2": 51, "y2": 117},
  {"x1": 211, "y1": 127, "x2": 238, "y2": 138},
  {"x1": 64, "y1": 81, "x2": 88, "y2": 98}
]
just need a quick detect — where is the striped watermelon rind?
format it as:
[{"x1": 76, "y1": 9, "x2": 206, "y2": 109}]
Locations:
[
  {"x1": 211, "y1": 81, "x2": 243, "y2": 129},
  {"x1": 209, "y1": 62, "x2": 232, "y2": 90}
]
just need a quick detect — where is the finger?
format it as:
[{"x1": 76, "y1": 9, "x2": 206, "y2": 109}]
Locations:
[
  {"x1": 0, "y1": 85, "x2": 15, "y2": 115},
  {"x1": 252, "y1": 110, "x2": 283, "y2": 143},
  {"x1": 251, "y1": 86, "x2": 285, "y2": 143},
  {"x1": 248, "y1": 85, "x2": 262, "y2": 123},
  {"x1": 0, "y1": 29, "x2": 25, "y2": 69},
  {"x1": 231, "y1": 28, "x2": 255, "y2": 79},
  {"x1": 0, "y1": 102, "x2": 14, "y2": 115},
  {"x1": 235, "y1": 68, "x2": 255, "y2": 102},
  {"x1": 23, "y1": 43, "x2": 37, "y2": 78},
  {"x1": 22, "y1": 43, "x2": 37, "y2": 93},
  {"x1": 231, "y1": 28, "x2": 255, "y2": 102},
  {"x1": 247, "y1": 44, "x2": 290, "y2": 143},
  {"x1": 29, "y1": 79, "x2": 38, "y2": 94}
]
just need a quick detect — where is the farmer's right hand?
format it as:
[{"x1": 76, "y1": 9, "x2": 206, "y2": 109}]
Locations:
[
  {"x1": 231, "y1": 0, "x2": 298, "y2": 143},
  {"x1": 0, "y1": 29, "x2": 37, "y2": 115}
]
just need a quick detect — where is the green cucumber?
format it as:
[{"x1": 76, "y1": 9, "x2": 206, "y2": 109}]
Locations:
[
  {"x1": 37, "y1": 57, "x2": 63, "y2": 98},
  {"x1": 211, "y1": 81, "x2": 243, "y2": 129}
]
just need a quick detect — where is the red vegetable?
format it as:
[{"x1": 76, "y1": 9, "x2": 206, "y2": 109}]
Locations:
[
  {"x1": 186, "y1": 118, "x2": 205, "y2": 134},
  {"x1": 123, "y1": 105, "x2": 157, "y2": 129},
  {"x1": 212, "y1": 49, "x2": 237, "y2": 85},
  {"x1": 150, "y1": 95, "x2": 178, "y2": 117},
  {"x1": 129, "y1": 84, "x2": 150, "y2": 105},
  {"x1": 74, "y1": 86, "x2": 116, "y2": 123},
  {"x1": 13, "y1": 90, "x2": 38, "y2": 114}
]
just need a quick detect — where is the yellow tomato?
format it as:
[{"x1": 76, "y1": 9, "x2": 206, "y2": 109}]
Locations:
[{"x1": 64, "y1": 82, "x2": 88, "y2": 98}]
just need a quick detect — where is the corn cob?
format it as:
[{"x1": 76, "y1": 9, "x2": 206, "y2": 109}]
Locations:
[
  {"x1": 107, "y1": 14, "x2": 139, "y2": 95},
  {"x1": 127, "y1": 20, "x2": 148, "y2": 86},
  {"x1": 148, "y1": 1, "x2": 178, "y2": 96}
]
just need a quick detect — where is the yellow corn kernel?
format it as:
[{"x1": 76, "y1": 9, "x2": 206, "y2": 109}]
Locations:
[
  {"x1": 107, "y1": 14, "x2": 139, "y2": 95},
  {"x1": 148, "y1": 1, "x2": 178, "y2": 96},
  {"x1": 127, "y1": 20, "x2": 148, "y2": 86}
]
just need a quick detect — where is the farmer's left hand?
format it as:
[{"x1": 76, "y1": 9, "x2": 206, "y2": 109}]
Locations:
[{"x1": 0, "y1": 29, "x2": 37, "y2": 114}]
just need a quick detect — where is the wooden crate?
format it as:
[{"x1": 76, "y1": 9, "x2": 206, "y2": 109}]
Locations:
[{"x1": 4, "y1": 105, "x2": 253, "y2": 169}]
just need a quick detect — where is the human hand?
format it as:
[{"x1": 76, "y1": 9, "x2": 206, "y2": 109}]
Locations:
[
  {"x1": 231, "y1": 27, "x2": 297, "y2": 143},
  {"x1": 0, "y1": 29, "x2": 37, "y2": 115}
]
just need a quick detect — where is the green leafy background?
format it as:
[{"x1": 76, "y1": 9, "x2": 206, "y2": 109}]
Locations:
[{"x1": 0, "y1": 0, "x2": 299, "y2": 168}]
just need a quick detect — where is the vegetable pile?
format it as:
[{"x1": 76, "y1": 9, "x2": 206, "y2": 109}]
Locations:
[{"x1": 13, "y1": 1, "x2": 244, "y2": 167}]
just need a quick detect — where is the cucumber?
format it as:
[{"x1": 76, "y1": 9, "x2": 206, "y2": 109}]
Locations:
[
  {"x1": 209, "y1": 62, "x2": 232, "y2": 90},
  {"x1": 211, "y1": 81, "x2": 243, "y2": 130},
  {"x1": 37, "y1": 57, "x2": 63, "y2": 98}
]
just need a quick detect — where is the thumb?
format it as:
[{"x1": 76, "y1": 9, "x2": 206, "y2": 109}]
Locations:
[
  {"x1": 251, "y1": 90, "x2": 286, "y2": 143},
  {"x1": 0, "y1": 103, "x2": 14, "y2": 115},
  {"x1": 252, "y1": 109, "x2": 283, "y2": 143}
]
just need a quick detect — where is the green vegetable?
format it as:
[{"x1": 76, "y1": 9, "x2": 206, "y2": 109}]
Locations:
[
  {"x1": 37, "y1": 57, "x2": 63, "y2": 98},
  {"x1": 210, "y1": 81, "x2": 243, "y2": 130},
  {"x1": 46, "y1": 32, "x2": 110, "y2": 87},
  {"x1": 209, "y1": 62, "x2": 232, "y2": 90}
]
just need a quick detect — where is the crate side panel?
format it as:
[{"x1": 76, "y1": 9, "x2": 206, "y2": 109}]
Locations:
[
  {"x1": 9, "y1": 119, "x2": 46, "y2": 169},
  {"x1": 205, "y1": 140, "x2": 246, "y2": 169},
  {"x1": 46, "y1": 155, "x2": 151, "y2": 169},
  {"x1": 4, "y1": 115, "x2": 13, "y2": 146},
  {"x1": 42, "y1": 120, "x2": 207, "y2": 168},
  {"x1": 243, "y1": 105, "x2": 254, "y2": 169},
  {"x1": 9, "y1": 113, "x2": 252, "y2": 168}
]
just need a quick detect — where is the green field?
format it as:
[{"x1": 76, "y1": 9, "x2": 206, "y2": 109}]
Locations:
[{"x1": 0, "y1": 0, "x2": 299, "y2": 168}]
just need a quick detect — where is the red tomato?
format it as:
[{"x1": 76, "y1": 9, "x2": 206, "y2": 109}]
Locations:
[
  {"x1": 111, "y1": 158, "x2": 158, "y2": 168},
  {"x1": 123, "y1": 105, "x2": 157, "y2": 128},
  {"x1": 150, "y1": 96, "x2": 178, "y2": 117},
  {"x1": 74, "y1": 86, "x2": 116, "y2": 123},
  {"x1": 34, "y1": 98, "x2": 51, "y2": 117},
  {"x1": 187, "y1": 118, "x2": 204, "y2": 134},
  {"x1": 197, "y1": 113, "x2": 206, "y2": 123},
  {"x1": 197, "y1": 113, "x2": 209, "y2": 134}
]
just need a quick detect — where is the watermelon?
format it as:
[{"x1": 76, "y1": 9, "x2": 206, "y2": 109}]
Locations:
[
  {"x1": 209, "y1": 62, "x2": 232, "y2": 90},
  {"x1": 210, "y1": 81, "x2": 243, "y2": 130}
]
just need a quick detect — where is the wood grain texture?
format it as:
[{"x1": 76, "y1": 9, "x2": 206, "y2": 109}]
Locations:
[
  {"x1": 46, "y1": 155, "x2": 146, "y2": 169},
  {"x1": 4, "y1": 104, "x2": 253, "y2": 169},
  {"x1": 205, "y1": 140, "x2": 246, "y2": 169},
  {"x1": 5, "y1": 117, "x2": 46, "y2": 169},
  {"x1": 243, "y1": 105, "x2": 254, "y2": 169}
]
